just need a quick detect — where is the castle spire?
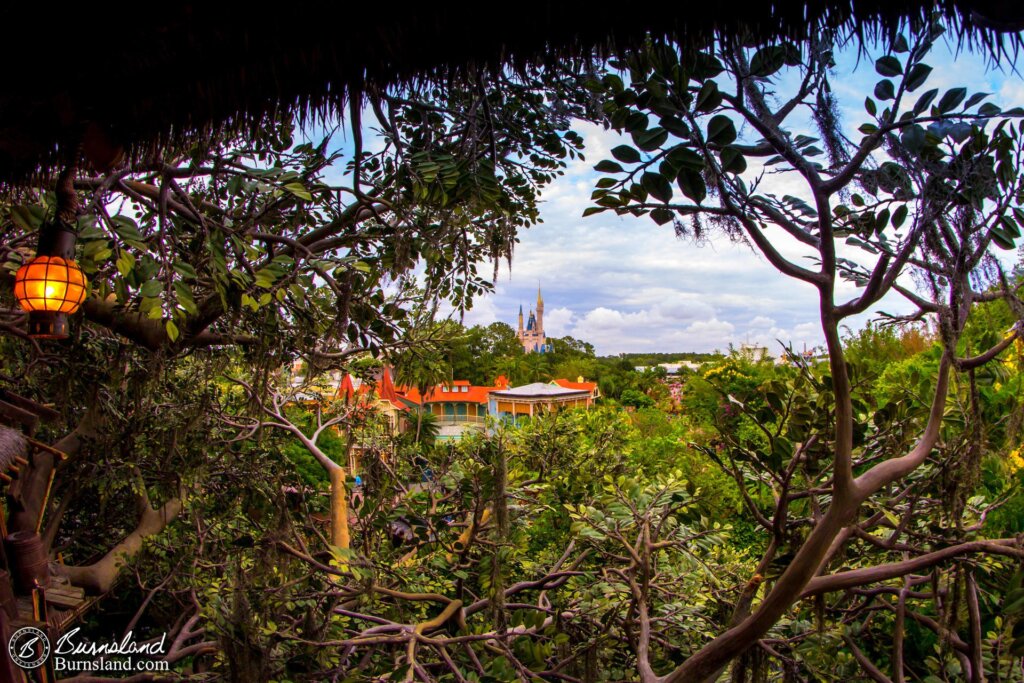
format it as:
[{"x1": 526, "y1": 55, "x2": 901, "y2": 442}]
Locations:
[
  {"x1": 518, "y1": 304, "x2": 523, "y2": 332},
  {"x1": 535, "y1": 286, "x2": 543, "y2": 334}
]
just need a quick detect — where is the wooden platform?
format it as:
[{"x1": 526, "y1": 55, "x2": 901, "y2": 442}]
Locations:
[{"x1": 11, "y1": 575, "x2": 95, "y2": 632}]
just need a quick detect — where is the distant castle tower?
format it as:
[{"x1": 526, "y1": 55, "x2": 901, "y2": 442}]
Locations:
[{"x1": 517, "y1": 287, "x2": 551, "y2": 353}]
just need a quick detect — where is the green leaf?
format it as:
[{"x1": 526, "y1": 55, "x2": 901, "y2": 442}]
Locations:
[
  {"x1": 594, "y1": 160, "x2": 625, "y2": 173},
  {"x1": 174, "y1": 281, "x2": 198, "y2": 315},
  {"x1": 948, "y1": 122, "x2": 972, "y2": 144},
  {"x1": 624, "y1": 111, "x2": 649, "y2": 132},
  {"x1": 691, "y1": 52, "x2": 724, "y2": 80},
  {"x1": 964, "y1": 92, "x2": 990, "y2": 109},
  {"x1": 144, "y1": 299, "x2": 163, "y2": 319},
  {"x1": 913, "y1": 88, "x2": 939, "y2": 115},
  {"x1": 582, "y1": 206, "x2": 607, "y2": 217},
  {"x1": 611, "y1": 145, "x2": 642, "y2": 164},
  {"x1": 677, "y1": 169, "x2": 706, "y2": 203},
  {"x1": 283, "y1": 182, "x2": 313, "y2": 201},
  {"x1": 892, "y1": 204, "x2": 909, "y2": 228},
  {"x1": 990, "y1": 227, "x2": 1016, "y2": 250},
  {"x1": 658, "y1": 159, "x2": 679, "y2": 182},
  {"x1": 603, "y1": 73, "x2": 625, "y2": 93},
  {"x1": 875, "y1": 208, "x2": 890, "y2": 234},
  {"x1": 115, "y1": 250, "x2": 135, "y2": 277},
  {"x1": 165, "y1": 319, "x2": 179, "y2": 342},
  {"x1": 720, "y1": 146, "x2": 747, "y2": 174},
  {"x1": 660, "y1": 116, "x2": 690, "y2": 137},
  {"x1": 905, "y1": 63, "x2": 932, "y2": 91},
  {"x1": 1000, "y1": 215, "x2": 1021, "y2": 238},
  {"x1": 694, "y1": 81, "x2": 723, "y2": 113},
  {"x1": 937, "y1": 87, "x2": 967, "y2": 114},
  {"x1": 650, "y1": 208, "x2": 675, "y2": 225},
  {"x1": 1005, "y1": 591, "x2": 1024, "y2": 614},
  {"x1": 172, "y1": 262, "x2": 198, "y2": 280},
  {"x1": 979, "y1": 102, "x2": 1002, "y2": 117},
  {"x1": 634, "y1": 127, "x2": 669, "y2": 151},
  {"x1": 864, "y1": 97, "x2": 877, "y2": 117},
  {"x1": 667, "y1": 146, "x2": 704, "y2": 171},
  {"x1": 139, "y1": 279, "x2": 163, "y2": 298},
  {"x1": 241, "y1": 293, "x2": 258, "y2": 311},
  {"x1": 10, "y1": 205, "x2": 44, "y2": 232},
  {"x1": 707, "y1": 115, "x2": 737, "y2": 146},
  {"x1": 641, "y1": 172, "x2": 673, "y2": 202},
  {"x1": 901, "y1": 124, "x2": 926, "y2": 155},
  {"x1": 875, "y1": 55, "x2": 903, "y2": 77},
  {"x1": 749, "y1": 46, "x2": 787, "y2": 77},
  {"x1": 874, "y1": 79, "x2": 895, "y2": 101}
]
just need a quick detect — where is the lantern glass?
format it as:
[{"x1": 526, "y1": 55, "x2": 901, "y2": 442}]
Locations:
[{"x1": 14, "y1": 256, "x2": 87, "y2": 314}]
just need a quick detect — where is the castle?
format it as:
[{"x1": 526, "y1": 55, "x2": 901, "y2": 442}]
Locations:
[{"x1": 517, "y1": 287, "x2": 552, "y2": 353}]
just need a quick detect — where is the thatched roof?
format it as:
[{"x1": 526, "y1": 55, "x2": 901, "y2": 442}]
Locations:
[
  {"x1": 0, "y1": 425, "x2": 27, "y2": 474},
  {"x1": 0, "y1": 2, "x2": 1020, "y2": 184}
]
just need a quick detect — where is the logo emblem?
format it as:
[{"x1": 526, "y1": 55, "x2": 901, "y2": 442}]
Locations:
[{"x1": 8, "y1": 626, "x2": 50, "y2": 669}]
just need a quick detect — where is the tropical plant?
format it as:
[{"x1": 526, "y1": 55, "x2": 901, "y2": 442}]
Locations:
[{"x1": 587, "y1": 18, "x2": 1024, "y2": 681}]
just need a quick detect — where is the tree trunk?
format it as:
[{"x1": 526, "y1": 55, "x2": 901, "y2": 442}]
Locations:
[
  {"x1": 666, "y1": 505, "x2": 854, "y2": 682},
  {"x1": 57, "y1": 496, "x2": 182, "y2": 594},
  {"x1": 328, "y1": 466, "x2": 350, "y2": 549},
  {"x1": 8, "y1": 420, "x2": 92, "y2": 538}
]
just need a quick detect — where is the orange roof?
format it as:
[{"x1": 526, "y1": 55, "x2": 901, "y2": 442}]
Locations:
[
  {"x1": 395, "y1": 385, "x2": 422, "y2": 405},
  {"x1": 552, "y1": 378, "x2": 598, "y2": 392},
  {"x1": 394, "y1": 381, "x2": 500, "y2": 405},
  {"x1": 337, "y1": 367, "x2": 408, "y2": 411},
  {"x1": 423, "y1": 385, "x2": 494, "y2": 404},
  {"x1": 377, "y1": 367, "x2": 402, "y2": 405}
]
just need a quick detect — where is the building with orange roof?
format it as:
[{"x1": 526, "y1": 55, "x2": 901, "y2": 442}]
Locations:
[
  {"x1": 291, "y1": 362, "x2": 599, "y2": 443},
  {"x1": 396, "y1": 376, "x2": 510, "y2": 441},
  {"x1": 395, "y1": 374, "x2": 597, "y2": 435},
  {"x1": 336, "y1": 366, "x2": 410, "y2": 437},
  {"x1": 489, "y1": 381, "x2": 596, "y2": 418},
  {"x1": 551, "y1": 377, "x2": 600, "y2": 398}
]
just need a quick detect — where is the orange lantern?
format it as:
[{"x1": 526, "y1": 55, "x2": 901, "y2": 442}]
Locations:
[{"x1": 13, "y1": 223, "x2": 87, "y2": 339}]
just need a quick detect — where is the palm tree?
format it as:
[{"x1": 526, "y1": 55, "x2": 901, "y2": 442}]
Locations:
[
  {"x1": 495, "y1": 355, "x2": 529, "y2": 385},
  {"x1": 395, "y1": 352, "x2": 450, "y2": 443},
  {"x1": 522, "y1": 352, "x2": 552, "y2": 383}
]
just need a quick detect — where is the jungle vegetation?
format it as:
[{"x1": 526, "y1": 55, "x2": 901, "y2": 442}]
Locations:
[{"x1": 1, "y1": 15, "x2": 1024, "y2": 683}]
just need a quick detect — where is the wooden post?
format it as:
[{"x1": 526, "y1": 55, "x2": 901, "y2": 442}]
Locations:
[{"x1": 31, "y1": 587, "x2": 54, "y2": 683}]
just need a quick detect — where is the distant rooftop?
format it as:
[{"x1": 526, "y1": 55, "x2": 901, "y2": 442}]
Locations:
[{"x1": 491, "y1": 383, "x2": 590, "y2": 398}]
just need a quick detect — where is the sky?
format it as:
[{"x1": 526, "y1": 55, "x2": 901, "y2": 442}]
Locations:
[{"x1": 322, "y1": 37, "x2": 1024, "y2": 357}]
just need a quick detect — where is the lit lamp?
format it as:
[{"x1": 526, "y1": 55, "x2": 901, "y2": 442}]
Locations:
[{"x1": 13, "y1": 222, "x2": 87, "y2": 339}]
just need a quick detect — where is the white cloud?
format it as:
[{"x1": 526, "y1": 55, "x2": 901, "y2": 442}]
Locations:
[
  {"x1": 324, "y1": 42, "x2": 1023, "y2": 356},
  {"x1": 998, "y1": 79, "x2": 1024, "y2": 108},
  {"x1": 542, "y1": 306, "x2": 574, "y2": 337}
]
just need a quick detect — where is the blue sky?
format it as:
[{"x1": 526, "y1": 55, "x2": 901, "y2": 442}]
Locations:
[{"x1": 318, "y1": 38, "x2": 1024, "y2": 356}]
